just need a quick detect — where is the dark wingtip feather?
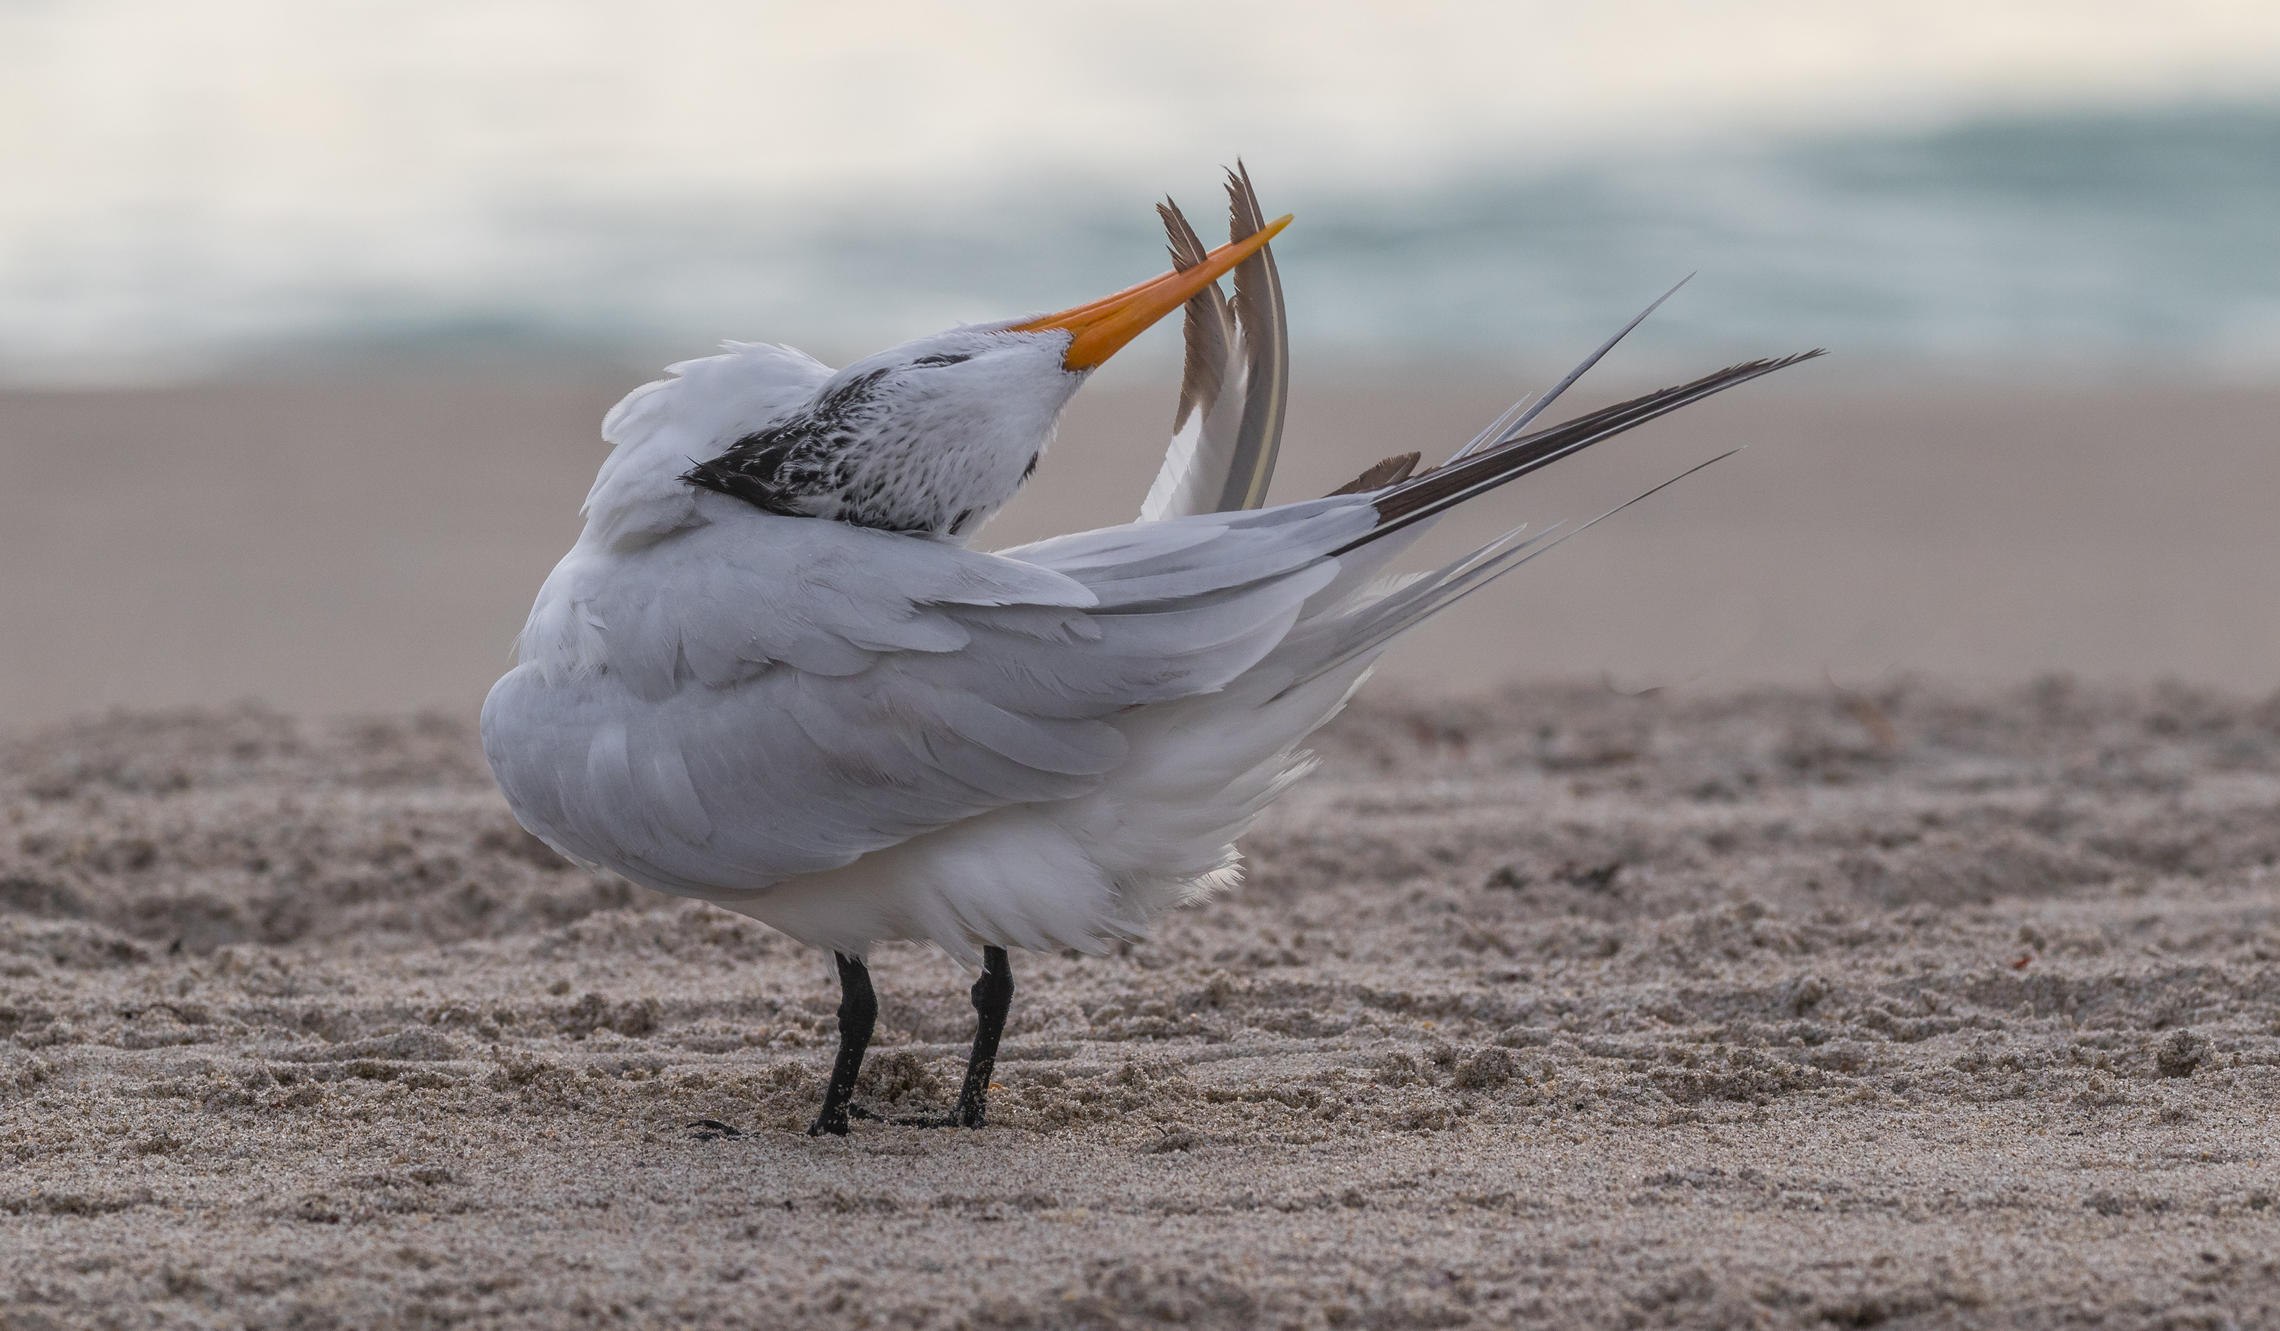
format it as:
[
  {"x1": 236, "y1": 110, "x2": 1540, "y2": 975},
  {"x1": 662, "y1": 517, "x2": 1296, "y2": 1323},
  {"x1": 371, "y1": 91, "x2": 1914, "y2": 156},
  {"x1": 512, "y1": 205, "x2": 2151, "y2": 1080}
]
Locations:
[
  {"x1": 1157, "y1": 197, "x2": 1210, "y2": 271},
  {"x1": 1159, "y1": 196, "x2": 1232, "y2": 434},
  {"x1": 1483, "y1": 274, "x2": 1700, "y2": 451},
  {"x1": 1336, "y1": 349, "x2": 1824, "y2": 553}
]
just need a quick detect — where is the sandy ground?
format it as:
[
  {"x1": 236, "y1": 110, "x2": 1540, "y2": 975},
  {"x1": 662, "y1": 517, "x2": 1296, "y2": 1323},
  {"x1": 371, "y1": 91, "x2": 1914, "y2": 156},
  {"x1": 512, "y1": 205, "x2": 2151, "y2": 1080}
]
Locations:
[
  {"x1": 3, "y1": 682, "x2": 2278, "y2": 1328},
  {"x1": 6, "y1": 369, "x2": 2280, "y2": 724}
]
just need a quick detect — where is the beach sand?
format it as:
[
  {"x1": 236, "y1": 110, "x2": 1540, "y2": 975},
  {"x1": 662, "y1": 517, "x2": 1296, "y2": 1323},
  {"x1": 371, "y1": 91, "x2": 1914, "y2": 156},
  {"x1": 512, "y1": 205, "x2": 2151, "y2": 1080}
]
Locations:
[{"x1": 4, "y1": 682, "x2": 2278, "y2": 1328}]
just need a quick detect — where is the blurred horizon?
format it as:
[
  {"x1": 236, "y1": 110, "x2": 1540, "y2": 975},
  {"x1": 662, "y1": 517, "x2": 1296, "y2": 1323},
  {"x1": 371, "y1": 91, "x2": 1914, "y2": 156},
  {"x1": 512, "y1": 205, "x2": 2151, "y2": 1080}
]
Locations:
[{"x1": 5, "y1": 1, "x2": 2279, "y2": 386}]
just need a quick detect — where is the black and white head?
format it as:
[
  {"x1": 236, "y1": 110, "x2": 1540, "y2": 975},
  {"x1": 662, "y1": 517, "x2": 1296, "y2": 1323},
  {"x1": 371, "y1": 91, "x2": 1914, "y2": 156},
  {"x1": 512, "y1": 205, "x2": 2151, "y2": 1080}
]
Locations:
[{"x1": 585, "y1": 216, "x2": 1289, "y2": 546}]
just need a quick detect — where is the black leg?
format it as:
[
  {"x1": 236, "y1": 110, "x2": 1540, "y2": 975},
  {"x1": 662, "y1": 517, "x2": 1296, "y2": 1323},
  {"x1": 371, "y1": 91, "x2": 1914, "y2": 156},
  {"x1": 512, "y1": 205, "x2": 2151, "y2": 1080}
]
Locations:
[
  {"x1": 808, "y1": 952, "x2": 876, "y2": 1137},
  {"x1": 952, "y1": 946, "x2": 1014, "y2": 1128}
]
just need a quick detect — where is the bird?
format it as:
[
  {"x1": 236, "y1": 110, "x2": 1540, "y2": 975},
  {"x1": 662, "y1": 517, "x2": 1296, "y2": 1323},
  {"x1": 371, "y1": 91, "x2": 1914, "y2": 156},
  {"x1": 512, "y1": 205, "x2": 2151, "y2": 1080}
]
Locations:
[{"x1": 481, "y1": 166, "x2": 1819, "y2": 1136}]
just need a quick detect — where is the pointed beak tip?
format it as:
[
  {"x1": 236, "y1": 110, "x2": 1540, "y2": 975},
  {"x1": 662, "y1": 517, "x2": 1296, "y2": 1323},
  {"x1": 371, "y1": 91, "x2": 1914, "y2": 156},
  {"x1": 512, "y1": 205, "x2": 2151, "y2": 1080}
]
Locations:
[{"x1": 1015, "y1": 214, "x2": 1293, "y2": 373}]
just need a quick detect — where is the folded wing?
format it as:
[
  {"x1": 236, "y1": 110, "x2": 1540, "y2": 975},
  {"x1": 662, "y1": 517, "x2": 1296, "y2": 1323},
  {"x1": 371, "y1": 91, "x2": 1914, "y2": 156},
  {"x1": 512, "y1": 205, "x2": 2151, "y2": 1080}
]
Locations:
[{"x1": 481, "y1": 497, "x2": 1372, "y2": 900}]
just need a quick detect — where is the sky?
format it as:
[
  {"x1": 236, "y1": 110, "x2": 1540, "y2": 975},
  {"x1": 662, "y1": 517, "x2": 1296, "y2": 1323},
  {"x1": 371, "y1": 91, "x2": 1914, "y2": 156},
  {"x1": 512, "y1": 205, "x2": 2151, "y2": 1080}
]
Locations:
[{"x1": 10, "y1": 2, "x2": 2276, "y2": 196}]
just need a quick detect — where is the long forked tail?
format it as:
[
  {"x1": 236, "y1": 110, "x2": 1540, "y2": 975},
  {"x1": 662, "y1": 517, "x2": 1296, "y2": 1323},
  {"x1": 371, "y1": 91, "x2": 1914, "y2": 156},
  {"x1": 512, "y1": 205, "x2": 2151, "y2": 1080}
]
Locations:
[
  {"x1": 1278, "y1": 450, "x2": 1747, "y2": 692},
  {"x1": 1443, "y1": 275, "x2": 1695, "y2": 467},
  {"x1": 1262, "y1": 349, "x2": 1824, "y2": 695},
  {"x1": 1334, "y1": 350, "x2": 1825, "y2": 556}
]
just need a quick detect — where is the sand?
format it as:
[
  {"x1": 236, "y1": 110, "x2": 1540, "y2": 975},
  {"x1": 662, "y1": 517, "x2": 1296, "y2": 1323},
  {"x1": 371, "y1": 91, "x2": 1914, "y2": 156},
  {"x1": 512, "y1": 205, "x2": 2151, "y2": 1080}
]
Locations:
[{"x1": 4, "y1": 681, "x2": 2278, "y2": 1328}]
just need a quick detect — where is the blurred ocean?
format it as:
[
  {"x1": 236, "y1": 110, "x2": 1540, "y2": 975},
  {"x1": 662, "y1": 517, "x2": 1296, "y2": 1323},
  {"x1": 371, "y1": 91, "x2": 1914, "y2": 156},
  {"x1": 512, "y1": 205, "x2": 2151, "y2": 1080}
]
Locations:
[{"x1": 4, "y1": 2, "x2": 2277, "y2": 383}]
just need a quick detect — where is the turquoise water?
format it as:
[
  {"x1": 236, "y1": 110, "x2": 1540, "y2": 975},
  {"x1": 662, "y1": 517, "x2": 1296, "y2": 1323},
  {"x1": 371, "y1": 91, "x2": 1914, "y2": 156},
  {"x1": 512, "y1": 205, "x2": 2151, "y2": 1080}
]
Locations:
[{"x1": 4, "y1": 102, "x2": 2276, "y2": 380}]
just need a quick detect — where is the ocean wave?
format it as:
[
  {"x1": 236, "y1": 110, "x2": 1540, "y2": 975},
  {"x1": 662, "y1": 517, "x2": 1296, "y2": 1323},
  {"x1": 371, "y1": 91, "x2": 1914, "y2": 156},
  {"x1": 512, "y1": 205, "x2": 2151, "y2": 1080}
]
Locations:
[{"x1": 2, "y1": 103, "x2": 2275, "y2": 382}]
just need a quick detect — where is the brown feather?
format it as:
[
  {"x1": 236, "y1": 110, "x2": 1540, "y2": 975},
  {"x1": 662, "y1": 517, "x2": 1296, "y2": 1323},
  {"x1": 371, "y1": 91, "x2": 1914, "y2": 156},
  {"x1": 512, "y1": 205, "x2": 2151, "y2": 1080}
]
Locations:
[
  {"x1": 1157, "y1": 197, "x2": 1234, "y2": 436},
  {"x1": 1328, "y1": 452, "x2": 1423, "y2": 496}
]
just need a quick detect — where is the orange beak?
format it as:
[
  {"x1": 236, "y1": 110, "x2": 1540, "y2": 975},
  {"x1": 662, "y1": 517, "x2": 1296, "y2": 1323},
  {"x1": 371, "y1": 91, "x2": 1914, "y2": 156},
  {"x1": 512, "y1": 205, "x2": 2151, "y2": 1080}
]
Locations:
[{"x1": 1012, "y1": 214, "x2": 1292, "y2": 371}]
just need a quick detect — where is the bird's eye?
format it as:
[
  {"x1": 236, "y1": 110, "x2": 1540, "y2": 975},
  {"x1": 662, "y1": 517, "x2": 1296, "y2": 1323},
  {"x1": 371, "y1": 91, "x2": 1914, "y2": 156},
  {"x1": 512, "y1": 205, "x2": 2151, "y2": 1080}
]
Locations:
[{"x1": 911, "y1": 353, "x2": 971, "y2": 368}]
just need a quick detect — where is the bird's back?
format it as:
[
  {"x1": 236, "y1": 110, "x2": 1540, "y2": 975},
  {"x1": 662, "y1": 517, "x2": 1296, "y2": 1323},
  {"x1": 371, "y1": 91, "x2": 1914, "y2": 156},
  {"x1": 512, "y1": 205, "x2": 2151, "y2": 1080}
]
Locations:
[{"x1": 481, "y1": 490, "x2": 1391, "y2": 959}]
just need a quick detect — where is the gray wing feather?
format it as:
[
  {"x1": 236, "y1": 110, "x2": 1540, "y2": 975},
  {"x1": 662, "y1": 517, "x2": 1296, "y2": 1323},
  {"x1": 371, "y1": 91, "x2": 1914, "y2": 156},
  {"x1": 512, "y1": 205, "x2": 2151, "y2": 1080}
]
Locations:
[
  {"x1": 484, "y1": 499, "x2": 1375, "y2": 901},
  {"x1": 1218, "y1": 162, "x2": 1290, "y2": 511}
]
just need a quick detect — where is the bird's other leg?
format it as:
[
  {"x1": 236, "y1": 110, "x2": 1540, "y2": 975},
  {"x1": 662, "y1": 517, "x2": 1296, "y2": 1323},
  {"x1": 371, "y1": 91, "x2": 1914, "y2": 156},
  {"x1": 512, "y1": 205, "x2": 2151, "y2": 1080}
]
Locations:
[
  {"x1": 952, "y1": 946, "x2": 1014, "y2": 1128},
  {"x1": 807, "y1": 952, "x2": 876, "y2": 1137}
]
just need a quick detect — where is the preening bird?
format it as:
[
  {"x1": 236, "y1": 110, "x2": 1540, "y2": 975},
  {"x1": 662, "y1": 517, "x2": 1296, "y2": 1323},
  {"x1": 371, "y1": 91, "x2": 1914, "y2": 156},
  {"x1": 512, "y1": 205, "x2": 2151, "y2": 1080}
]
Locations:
[{"x1": 482, "y1": 168, "x2": 1819, "y2": 1135}]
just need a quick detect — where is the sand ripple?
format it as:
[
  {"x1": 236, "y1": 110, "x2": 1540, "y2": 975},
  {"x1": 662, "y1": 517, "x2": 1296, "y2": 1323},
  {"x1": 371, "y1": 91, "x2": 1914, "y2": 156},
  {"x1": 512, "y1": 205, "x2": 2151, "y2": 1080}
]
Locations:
[{"x1": 4, "y1": 682, "x2": 2278, "y2": 1327}]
